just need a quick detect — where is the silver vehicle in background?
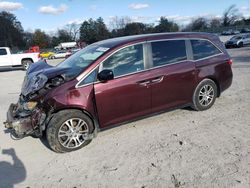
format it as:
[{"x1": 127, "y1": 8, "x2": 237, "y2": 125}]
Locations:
[
  {"x1": 50, "y1": 50, "x2": 71, "y2": 59},
  {"x1": 225, "y1": 34, "x2": 250, "y2": 48}
]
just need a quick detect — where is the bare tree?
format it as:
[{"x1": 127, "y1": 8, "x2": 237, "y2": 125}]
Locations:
[
  {"x1": 65, "y1": 23, "x2": 80, "y2": 41},
  {"x1": 222, "y1": 5, "x2": 241, "y2": 26},
  {"x1": 109, "y1": 16, "x2": 132, "y2": 30}
]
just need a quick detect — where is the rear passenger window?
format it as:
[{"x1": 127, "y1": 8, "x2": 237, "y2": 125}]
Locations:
[
  {"x1": 151, "y1": 40, "x2": 187, "y2": 67},
  {"x1": 191, "y1": 40, "x2": 221, "y2": 60},
  {"x1": 0, "y1": 49, "x2": 7, "y2": 55}
]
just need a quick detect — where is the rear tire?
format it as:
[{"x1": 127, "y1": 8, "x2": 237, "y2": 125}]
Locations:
[
  {"x1": 238, "y1": 42, "x2": 243, "y2": 48},
  {"x1": 21, "y1": 59, "x2": 32, "y2": 70},
  {"x1": 46, "y1": 110, "x2": 94, "y2": 153},
  {"x1": 191, "y1": 79, "x2": 217, "y2": 111}
]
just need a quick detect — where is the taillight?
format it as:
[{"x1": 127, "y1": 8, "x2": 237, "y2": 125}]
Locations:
[{"x1": 227, "y1": 59, "x2": 233, "y2": 66}]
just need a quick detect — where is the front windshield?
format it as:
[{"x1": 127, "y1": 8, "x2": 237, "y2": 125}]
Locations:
[
  {"x1": 231, "y1": 36, "x2": 242, "y2": 40},
  {"x1": 57, "y1": 44, "x2": 109, "y2": 77}
]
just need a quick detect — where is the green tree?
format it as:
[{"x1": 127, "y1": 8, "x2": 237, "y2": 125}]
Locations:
[
  {"x1": 111, "y1": 28, "x2": 126, "y2": 38},
  {"x1": 32, "y1": 29, "x2": 49, "y2": 48},
  {"x1": 0, "y1": 11, "x2": 25, "y2": 48},
  {"x1": 191, "y1": 17, "x2": 208, "y2": 31},
  {"x1": 124, "y1": 22, "x2": 147, "y2": 35},
  {"x1": 183, "y1": 17, "x2": 208, "y2": 31},
  {"x1": 51, "y1": 36, "x2": 60, "y2": 47},
  {"x1": 80, "y1": 19, "x2": 95, "y2": 44},
  {"x1": 243, "y1": 17, "x2": 250, "y2": 25},
  {"x1": 96, "y1": 17, "x2": 110, "y2": 41},
  {"x1": 23, "y1": 31, "x2": 33, "y2": 49},
  {"x1": 154, "y1": 17, "x2": 179, "y2": 32},
  {"x1": 57, "y1": 29, "x2": 73, "y2": 42},
  {"x1": 80, "y1": 17, "x2": 110, "y2": 44},
  {"x1": 210, "y1": 18, "x2": 221, "y2": 28}
]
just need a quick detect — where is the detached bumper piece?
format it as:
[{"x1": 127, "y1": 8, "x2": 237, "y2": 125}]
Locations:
[{"x1": 4, "y1": 103, "x2": 46, "y2": 139}]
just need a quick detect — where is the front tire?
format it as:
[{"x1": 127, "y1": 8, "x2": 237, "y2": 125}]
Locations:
[
  {"x1": 46, "y1": 110, "x2": 94, "y2": 153},
  {"x1": 21, "y1": 59, "x2": 32, "y2": 70},
  {"x1": 192, "y1": 79, "x2": 217, "y2": 111}
]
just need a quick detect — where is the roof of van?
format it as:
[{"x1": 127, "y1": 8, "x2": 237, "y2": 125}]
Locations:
[{"x1": 93, "y1": 32, "x2": 219, "y2": 49}]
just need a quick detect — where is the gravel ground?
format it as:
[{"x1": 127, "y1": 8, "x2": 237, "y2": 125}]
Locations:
[{"x1": 0, "y1": 47, "x2": 250, "y2": 188}]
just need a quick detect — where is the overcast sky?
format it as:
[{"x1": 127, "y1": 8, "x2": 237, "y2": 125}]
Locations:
[{"x1": 0, "y1": 0, "x2": 249, "y2": 32}]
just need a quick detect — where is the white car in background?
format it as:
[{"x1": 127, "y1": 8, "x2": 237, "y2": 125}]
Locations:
[
  {"x1": 50, "y1": 50, "x2": 71, "y2": 59},
  {"x1": 0, "y1": 47, "x2": 40, "y2": 70},
  {"x1": 225, "y1": 34, "x2": 250, "y2": 48}
]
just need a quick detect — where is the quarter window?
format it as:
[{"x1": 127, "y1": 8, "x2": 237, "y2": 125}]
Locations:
[
  {"x1": 0, "y1": 49, "x2": 7, "y2": 55},
  {"x1": 101, "y1": 44, "x2": 144, "y2": 77},
  {"x1": 191, "y1": 40, "x2": 221, "y2": 60},
  {"x1": 151, "y1": 40, "x2": 187, "y2": 67},
  {"x1": 78, "y1": 69, "x2": 97, "y2": 86}
]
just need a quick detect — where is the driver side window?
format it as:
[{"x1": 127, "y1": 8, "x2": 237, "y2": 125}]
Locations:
[{"x1": 101, "y1": 44, "x2": 144, "y2": 77}]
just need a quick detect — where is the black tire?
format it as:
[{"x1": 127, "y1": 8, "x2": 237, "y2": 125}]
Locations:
[
  {"x1": 191, "y1": 79, "x2": 217, "y2": 111},
  {"x1": 238, "y1": 42, "x2": 243, "y2": 48},
  {"x1": 46, "y1": 109, "x2": 94, "y2": 153},
  {"x1": 21, "y1": 59, "x2": 32, "y2": 70}
]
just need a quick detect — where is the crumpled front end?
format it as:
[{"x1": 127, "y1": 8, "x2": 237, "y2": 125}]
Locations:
[
  {"x1": 4, "y1": 101, "x2": 46, "y2": 139},
  {"x1": 4, "y1": 60, "x2": 68, "y2": 139}
]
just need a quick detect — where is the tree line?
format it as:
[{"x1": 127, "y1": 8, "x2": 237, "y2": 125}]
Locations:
[{"x1": 0, "y1": 4, "x2": 249, "y2": 50}]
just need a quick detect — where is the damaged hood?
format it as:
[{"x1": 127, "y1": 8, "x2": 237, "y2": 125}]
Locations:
[
  {"x1": 26, "y1": 60, "x2": 71, "y2": 79},
  {"x1": 21, "y1": 60, "x2": 72, "y2": 96}
]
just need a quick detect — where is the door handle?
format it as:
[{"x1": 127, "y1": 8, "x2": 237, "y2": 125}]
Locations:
[
  {"x1": 151, "y1": 76, "x2": 164, "y2": 83},
  {"x1": 137, "y1": 80, "x2": 151, "y2": 87}
]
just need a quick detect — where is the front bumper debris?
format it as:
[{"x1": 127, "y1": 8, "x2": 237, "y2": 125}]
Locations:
[{"x1": 4, "y1": 103, "x2": 46, "y2": 138}]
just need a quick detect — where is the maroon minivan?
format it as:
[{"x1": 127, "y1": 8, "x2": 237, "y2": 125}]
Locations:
[{"x1": 4, "y1": 32, "x2": 233, "y2": 152}]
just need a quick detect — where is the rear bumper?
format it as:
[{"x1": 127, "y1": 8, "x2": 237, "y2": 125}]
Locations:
[{"x1": 4, "y1": 103, "x2": 46, "y2": 138}]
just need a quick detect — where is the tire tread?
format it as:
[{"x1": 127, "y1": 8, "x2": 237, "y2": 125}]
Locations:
[{"x1": 46, "y1": 109, "x2": 94, "y2": 153}]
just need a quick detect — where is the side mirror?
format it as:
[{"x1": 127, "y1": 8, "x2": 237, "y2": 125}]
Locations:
[{"x1": 97, "y1": 69, "x2": 114, "y2": 82}]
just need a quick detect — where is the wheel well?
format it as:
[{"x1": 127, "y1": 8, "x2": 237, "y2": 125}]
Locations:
[
  {"x1": 202, "y1": 77, "x2": 221, "y2": 97},
  {"x1": 21, "y1": 58, "x2": 34, "y2": 63},
  {"x1": 49, "y1": 108, "x2": 99, "y2": 131}
]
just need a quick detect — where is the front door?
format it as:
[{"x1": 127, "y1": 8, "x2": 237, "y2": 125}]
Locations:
[{"x1": 94, "y1": 43, "x2": 151, "y2": 128}]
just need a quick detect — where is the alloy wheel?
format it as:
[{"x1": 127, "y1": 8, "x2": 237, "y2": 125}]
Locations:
[
  {"x1": 58, "y1": 118, "x2": 89, "y2": 149},
  {"x1": 198, "y1": 84, "x2": 214, "y2": 107}
]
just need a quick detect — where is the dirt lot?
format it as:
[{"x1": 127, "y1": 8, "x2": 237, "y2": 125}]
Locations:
[{"x1": 0, "y1": 47, "x2": 250, "y2": 188}]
